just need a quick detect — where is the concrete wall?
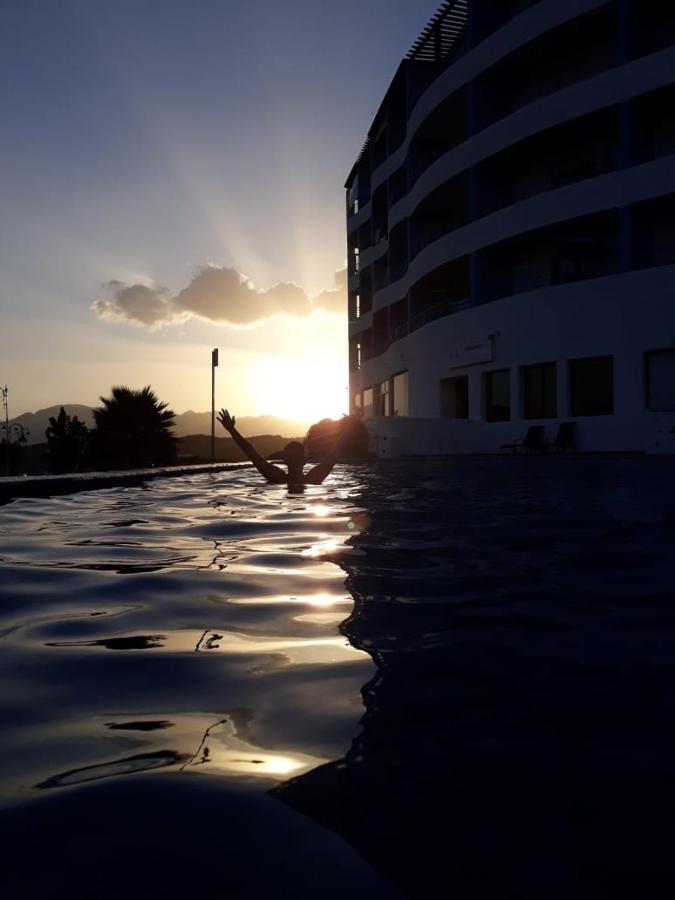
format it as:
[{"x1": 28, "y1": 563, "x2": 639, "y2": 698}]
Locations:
[{"x1": 357, "y1": 265, "x2": 675, "y2": 455}]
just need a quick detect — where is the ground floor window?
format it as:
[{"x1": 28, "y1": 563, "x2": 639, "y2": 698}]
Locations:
[
  {"x1": 352, "y1": 391, "x2": 362, "y2": 416},
  {"x1": 362, "y1": 387, "x2": 374, "y2": 418},
  {"x1": 484, "y1": 369, "x2": 510, "y2": 422},
  {"x1": 376, "y1": 380, "x2": 390, "y2": 416},
  {"x1": 440, "y1": 375, "x2": 469, "y2": 419},
  {"x1": 522, "y1": 362, "x2": 557, "y2": 419},
  {"x1": 646, "y1": 349, "x2": 675, "y2": 411},
  {"x1": 392, "y1": 371, "x2": 409, "y2": 416},
  {"x1": 570, "y1": 355, "x2": 614, "y2": 416}
]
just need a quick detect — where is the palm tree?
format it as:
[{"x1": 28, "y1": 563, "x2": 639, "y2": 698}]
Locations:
[{"x1": 91, "y1": 386, "x2": 177, "y2": 470}]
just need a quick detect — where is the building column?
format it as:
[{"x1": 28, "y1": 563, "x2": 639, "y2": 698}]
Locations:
[
  {"x1": 467, "y1": 76, "x2": 480, "y2": 305},
  {"x1": 617, "y1": 2, "x2": 634, "y2": 273}
]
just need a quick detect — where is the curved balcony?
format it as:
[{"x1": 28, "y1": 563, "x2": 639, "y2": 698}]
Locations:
[
  {"x1": 368, "y1": 0, "x2": 611, "y2": 194},
  {"x1": 372, "y1": 152, "x2": 675, "y2": 313},
  {"x1": 360, "y1": 237, "x2": 389, "y2": 271}
]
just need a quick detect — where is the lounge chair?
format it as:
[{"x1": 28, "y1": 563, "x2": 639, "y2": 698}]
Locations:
[
  {"x1": 552, "y1": 421, "x2": 576, "y2": 453},
  {"x1": 500, "y1": 425, "x2": 546, "y2": 455}
]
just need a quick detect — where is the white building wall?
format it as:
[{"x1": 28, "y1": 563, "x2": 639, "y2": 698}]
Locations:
[{"x1": 358, "y1": 265, "x2": 675, "y2": 455}]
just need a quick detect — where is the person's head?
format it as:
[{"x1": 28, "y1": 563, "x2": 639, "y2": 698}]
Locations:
[{"x1": 282, "y1": 441, "x2": 305, "y2": 470}]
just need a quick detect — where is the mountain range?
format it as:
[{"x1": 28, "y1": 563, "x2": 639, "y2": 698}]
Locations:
[{"x1": 7, "y1": 405, "x2": 309, "y2": 445}]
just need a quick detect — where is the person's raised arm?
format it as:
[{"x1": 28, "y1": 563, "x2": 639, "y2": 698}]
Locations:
[
  {"x1": 304, "y1": 417, "x2": 357, "y2": 485},
  {"x1": 217, "y1": 409, "x2": 286, "y2": 483}
]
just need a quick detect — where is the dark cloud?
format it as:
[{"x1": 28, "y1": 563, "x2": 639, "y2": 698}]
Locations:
[
  {"x1": 91, "y1": 283, "x2": 178, "y2": 329},
  {"x1": 91, "y1": 265, "x2": 346, "y2": 330}
]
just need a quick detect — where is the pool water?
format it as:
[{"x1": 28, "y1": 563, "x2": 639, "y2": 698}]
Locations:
[{"x1": 2, "y1": 458, "x2": 675, "y2": 898}]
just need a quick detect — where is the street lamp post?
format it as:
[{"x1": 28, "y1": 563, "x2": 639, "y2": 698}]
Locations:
[
  {"x1": 1, "y1": 386, "x2": 29, "y2": 476},
  {"x1": 211, "y1": 348, "x2": 219, "y2": 463},
  {"x1": 2, "y1": 385, "x2": 9, "y2": 477}
]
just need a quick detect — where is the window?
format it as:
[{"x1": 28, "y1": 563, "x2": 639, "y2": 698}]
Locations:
[
  {"x1": 354, "y1": 246, "x2": 360, "y2": 273},
  {"x1": 352, "y1": 392, "x2": 362, "y2": 416},
  {"x1": 355, "y1": 294, "x2": 361, "y2": 319},
  {"x1": 363, "y1": 387, "x2": 374, "y2": 419},
  {"x1": 392, "y1": 371, "x2": 409, "y2": 416},
  {"x1": 440, "y1": 376, "x2": 469, "y2": 418},
  {"x1": 376, "y1": 380, "x2": 389, "y2": 416},
  {"x1": 348, "y1": 178, "x2": 359, "y2": 216},
  {"x1": 484, "y1": 370, "x2": 511, "y2": 422},
  {"x1": 646, "y1": 350, "x2": 675, "y2": 411},
  {"x1": 570, "y1": 356, "x2": 614, "y2": 416},
  {"x1": 522, "y1": 362, "x2": 557, "y2": 419}
]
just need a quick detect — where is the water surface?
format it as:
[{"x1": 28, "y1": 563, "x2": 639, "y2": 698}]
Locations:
[{"x1": 2, "y1": 459, "x2": 675, "y2": 899}]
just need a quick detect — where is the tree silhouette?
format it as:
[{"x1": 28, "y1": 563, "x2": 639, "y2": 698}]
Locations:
[
  {"x1": 45, "y1": 407, "x2": 89, "y2": 474},
  {"x1": 91, "y1": 386, "x2": 177, "y2": 470}
]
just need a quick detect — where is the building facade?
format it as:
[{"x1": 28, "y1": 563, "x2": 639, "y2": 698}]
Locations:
[{"x1": 346, "y1": 0, "x2": 675, "y2": 455}]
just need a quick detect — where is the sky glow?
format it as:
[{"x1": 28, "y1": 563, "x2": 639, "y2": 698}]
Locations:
[{"x1": 0, "y1": 0, "x2": 438, "y2": 422}]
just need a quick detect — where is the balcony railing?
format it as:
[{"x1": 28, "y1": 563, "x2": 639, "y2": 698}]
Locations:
[{"x1": 410, "y1": 296, "x2": 469, "y2": 332}]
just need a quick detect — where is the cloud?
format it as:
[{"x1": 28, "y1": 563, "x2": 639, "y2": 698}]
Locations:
[
  {"x1": 311, "y1": 267, "x2": 348, "y2": 315},
  {"x1": 91, "y1": 265, "x2": 346, "y2": 330},
  {"x1": 91, "y1": 283, "x2": 180, "y2": 329}
]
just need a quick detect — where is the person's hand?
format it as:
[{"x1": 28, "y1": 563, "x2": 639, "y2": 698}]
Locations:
[{"x1": 217, "y1": 408, "x2": 237, "y2": 434}]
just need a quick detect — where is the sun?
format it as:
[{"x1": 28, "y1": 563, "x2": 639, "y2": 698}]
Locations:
[{"x1": 249, "y1": 354, "x2": 348, "y2": 424}]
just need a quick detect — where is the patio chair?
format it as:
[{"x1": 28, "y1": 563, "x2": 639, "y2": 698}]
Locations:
[
  {"x1": 499, "y1": 425, "x2": 546, "y2": 455},
  {"x1": 552, "y1": 421, "x2": 576, "y2": 453}
]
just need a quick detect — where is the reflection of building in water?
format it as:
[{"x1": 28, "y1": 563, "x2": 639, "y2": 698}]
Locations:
[
  {"x1": 273, "y1": 463, "x2": 675, "y2": 899},
  {"x1": 346, "y1": 0, "x2": 675, "y2": 456}
]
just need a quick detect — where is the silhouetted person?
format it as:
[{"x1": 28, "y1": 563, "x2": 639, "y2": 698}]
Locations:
[{"x1": 218, "y1": 409, "x2": 355, "y2": 491}]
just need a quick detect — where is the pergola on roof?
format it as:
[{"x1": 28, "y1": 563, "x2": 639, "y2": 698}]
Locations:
[
  {"x1": 407, "y1": 0, "x2": 469, "y2": 62},
  {"x1": 345, "y1": 0, "x2": 469, "y2": 187}
]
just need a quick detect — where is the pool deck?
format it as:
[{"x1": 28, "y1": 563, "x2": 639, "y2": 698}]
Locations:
[{"x1": 0, "y1": 462, "x2": 251, "y2": 503}]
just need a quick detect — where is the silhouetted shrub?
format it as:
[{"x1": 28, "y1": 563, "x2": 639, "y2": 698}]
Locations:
[{"x1": 46, "y1": 407, "x2": 89, "y2": 474}]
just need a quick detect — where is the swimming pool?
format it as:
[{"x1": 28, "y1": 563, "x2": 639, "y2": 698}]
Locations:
[{"x1": 2, "y1": 458, "x2": 675, "y2": 898}]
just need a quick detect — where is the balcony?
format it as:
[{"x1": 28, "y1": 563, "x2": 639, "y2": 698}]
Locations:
[
  {"x1": 475, "y1": 4, "x2": 618, "y2": 133},
  {"x1": 410, "y1": 296, "x2": 470, "y2": 333},
  {"x1": 477, "y1": 106, "x2": 619, "y2": 217},
  {"x1": 473, "y1": 0, "x2": 545, "y2": 44},
  {"x1": 477, "y1": 210, "x2": 621, "y2": 304}
]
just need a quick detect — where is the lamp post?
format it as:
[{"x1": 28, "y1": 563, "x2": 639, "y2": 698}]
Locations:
[
  {"x1": 211, "y1": 348, "x2": 218, "y2": 463},
  {"x1": 1, "y1": 386, "x2": 29, "y2": 476},
  {"x1": 2, "y1": 385, "x2": 9, "y2": 477}
]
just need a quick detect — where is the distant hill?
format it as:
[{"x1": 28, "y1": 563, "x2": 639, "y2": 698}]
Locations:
[
  {"x1": 173, "y1": 411, "x2": 309, "y2": 440},
  {"x1": 177, "y1": 433, "x2": 300, "y2": 464},
  {"x1": 7, "y1": 405, "x2": 95, "y2": 444},
  {"x1": 9, "y1": 405, "x2": 309, "y2": 445}
]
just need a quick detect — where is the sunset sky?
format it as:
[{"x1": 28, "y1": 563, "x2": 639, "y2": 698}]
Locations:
[{"x1": 1, "y1": 0, "x2": 438, "y2": 423}]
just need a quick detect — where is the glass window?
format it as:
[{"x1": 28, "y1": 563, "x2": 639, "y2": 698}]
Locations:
[
  {"x1": 363, "y1": 388, "x2": 374, "y2": 419},
  {"x1": 484, "y1": 370, "x2": 511, "y2": 422},
  {"x1": 348, "y1": 178, "x2": 359, "y2": 216},
  {"x1": 523, "y1": 362, "x2": 557, "y2": 419},
  {"x1": 646, "y1": 350, "x2": 675, "y2": 411},
  {"x1": 352, "y1": 392, "x2": 362, "y2": 416},
  {"x1": 355, "y1": 294, "x2": 361, "y2": 319},
  {"x1": 376, "y1": 380, "x2": 390, "y2": 417},
  {"x1": 354, "y1": 247, "x2": 360, "y2": 273},
  {"x1": 440, "y1": 376, "x2": 469, "y2": 419},
  {"x1": 570, "y1": 356, "x2": 614, "y2": 416},
  {"x1": 392, "y1": 371, "x2": 409, "y2": 417}
]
